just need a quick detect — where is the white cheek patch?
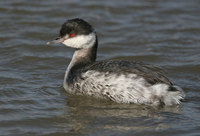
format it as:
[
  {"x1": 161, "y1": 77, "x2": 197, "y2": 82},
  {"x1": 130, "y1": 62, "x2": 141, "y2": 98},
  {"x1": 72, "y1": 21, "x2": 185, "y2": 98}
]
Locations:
[{"x1": 62, "y1": 32, "x2": 96, "y2": 49}]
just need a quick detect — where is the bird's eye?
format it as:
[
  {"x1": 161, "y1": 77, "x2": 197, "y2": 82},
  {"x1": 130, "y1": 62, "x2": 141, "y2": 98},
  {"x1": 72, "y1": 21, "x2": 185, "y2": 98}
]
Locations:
[{"x1": 70, "y1": 33, "x2": 75, "y2": 37}]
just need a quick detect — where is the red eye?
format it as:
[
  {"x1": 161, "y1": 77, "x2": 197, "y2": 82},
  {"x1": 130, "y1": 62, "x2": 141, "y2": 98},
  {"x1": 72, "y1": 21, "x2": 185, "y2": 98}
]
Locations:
[{"x1": 70, "y1": 33, "x2": 75, "y2": 37}]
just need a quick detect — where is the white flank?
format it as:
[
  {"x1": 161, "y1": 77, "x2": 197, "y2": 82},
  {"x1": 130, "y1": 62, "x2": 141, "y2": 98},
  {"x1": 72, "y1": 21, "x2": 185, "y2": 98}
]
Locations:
[{"x1": 64, "y1": 70, "x2": 185, "y2": 106}]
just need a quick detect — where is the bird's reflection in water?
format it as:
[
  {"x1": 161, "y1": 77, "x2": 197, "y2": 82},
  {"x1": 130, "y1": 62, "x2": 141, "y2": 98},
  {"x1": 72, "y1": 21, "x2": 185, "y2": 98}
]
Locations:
[{"x1": 60, "y1": 91, "x2": 183, "y2": 135}]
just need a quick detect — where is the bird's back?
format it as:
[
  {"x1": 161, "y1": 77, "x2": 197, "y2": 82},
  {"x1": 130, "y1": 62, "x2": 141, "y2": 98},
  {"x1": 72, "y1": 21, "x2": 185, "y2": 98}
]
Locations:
[
  {"x1": 65, "y1": 60, "x2": 184, "y2": 105},
  {"x1": 80, "y1": 60, "x2": 173, "y2": 85}
]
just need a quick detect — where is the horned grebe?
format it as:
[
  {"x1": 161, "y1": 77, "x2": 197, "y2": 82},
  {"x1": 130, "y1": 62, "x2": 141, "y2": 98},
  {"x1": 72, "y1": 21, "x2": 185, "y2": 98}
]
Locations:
[{"x1": 47, "y1": 18, "x2": 185, "y2": 106}]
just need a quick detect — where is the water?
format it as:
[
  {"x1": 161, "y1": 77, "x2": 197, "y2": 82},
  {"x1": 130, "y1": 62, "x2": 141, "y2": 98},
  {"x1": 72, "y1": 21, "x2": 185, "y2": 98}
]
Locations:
[{"x1": 0, "y1": 0, "x2": 200, "y2": 135}]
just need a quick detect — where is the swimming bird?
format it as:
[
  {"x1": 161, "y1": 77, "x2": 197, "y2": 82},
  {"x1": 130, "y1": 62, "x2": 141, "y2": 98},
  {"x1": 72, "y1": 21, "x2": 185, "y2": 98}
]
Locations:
[{"x1": 47, "y1": 18, "x2": 185, "y2": 106}]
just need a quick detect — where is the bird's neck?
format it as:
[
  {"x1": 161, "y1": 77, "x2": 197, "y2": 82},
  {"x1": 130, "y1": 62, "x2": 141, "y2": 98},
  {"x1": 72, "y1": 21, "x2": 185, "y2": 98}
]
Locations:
[{"x1": 64, "y1": 35, "x2": 98, "y2": 85}]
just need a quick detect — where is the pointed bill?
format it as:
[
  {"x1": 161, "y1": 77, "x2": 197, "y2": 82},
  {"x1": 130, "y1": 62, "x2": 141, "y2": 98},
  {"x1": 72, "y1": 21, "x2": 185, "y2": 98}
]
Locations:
[
  {"x1": 47, "y1": 34, "x2": 70, "y2": 45},
  {"x1": 46, "y1": 37, "x2": 63, "y2": 45}
]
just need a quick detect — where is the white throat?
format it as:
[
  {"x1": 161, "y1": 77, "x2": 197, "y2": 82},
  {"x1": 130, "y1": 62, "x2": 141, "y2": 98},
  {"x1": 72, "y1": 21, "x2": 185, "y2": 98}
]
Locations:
[{"x1": 62, "y1": 32, "x2": 96, "y2": 49}]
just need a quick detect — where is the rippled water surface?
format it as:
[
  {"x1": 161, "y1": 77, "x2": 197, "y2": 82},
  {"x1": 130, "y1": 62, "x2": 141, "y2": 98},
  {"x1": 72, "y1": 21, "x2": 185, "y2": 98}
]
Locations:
[{"x1": 0, "y1": 0, "x2": 200, "y2": 135}]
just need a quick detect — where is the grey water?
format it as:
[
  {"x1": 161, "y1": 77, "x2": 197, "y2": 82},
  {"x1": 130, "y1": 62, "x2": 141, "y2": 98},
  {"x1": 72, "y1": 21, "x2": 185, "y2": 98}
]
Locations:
[{"x1": 0, "y1": 0, "x2": 200, "y2": 135}]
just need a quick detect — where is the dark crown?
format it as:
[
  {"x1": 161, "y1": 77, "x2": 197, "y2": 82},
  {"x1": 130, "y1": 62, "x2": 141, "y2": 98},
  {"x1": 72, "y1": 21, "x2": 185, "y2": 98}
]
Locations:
[{"x1": 59, "y1": 18, "x2": 94, "y2": 37}]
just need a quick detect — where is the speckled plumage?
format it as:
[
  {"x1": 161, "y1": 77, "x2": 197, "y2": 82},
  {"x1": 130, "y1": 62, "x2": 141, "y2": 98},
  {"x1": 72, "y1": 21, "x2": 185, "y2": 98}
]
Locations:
[
  {"x1": 64, "y1": 60, "x2": 184, "y2": 105},
  {"x1": 48, "y1": 18, "x2": 185, "y2": 106}
]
